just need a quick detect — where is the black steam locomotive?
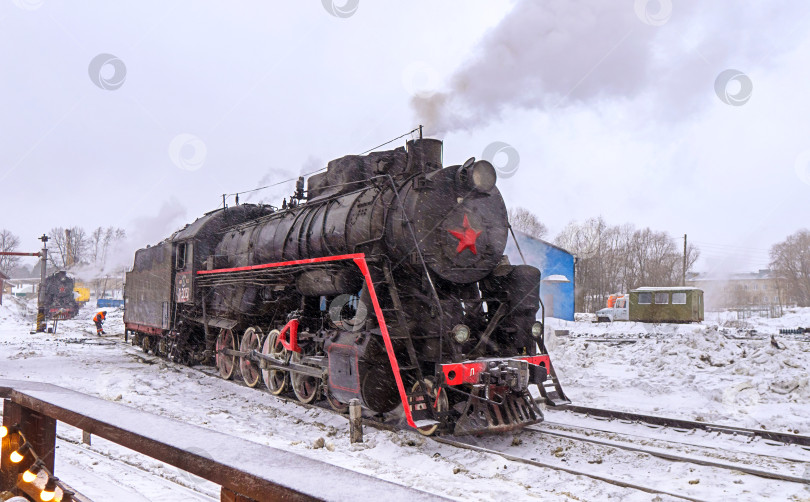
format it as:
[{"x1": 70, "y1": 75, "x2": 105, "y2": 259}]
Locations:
[
  {"x1": 124, "y1": 139, "x2": 568, "y2": 435},
  {"x1": 41, "y1": 271, "x2": 79, "y2": 320}
]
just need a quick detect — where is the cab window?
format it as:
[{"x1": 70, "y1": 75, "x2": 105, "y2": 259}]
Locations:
[
  {"x1": 177, "y1": 242, "x2": 187, "y2": 270},
  {"x1": 616, "y1": 299, "x2": 626, "y2": 308}
]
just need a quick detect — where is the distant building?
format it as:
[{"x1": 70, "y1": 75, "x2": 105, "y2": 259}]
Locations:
[
  {"x1": 504, "y1": 231, "x2": 575, "y2": 321},
  {"x1": 11, "y1": 282, "x2": 36, "y2": 297},
  {"x1": 688, "y1": 269, "x2": 787, "y2": 311}
]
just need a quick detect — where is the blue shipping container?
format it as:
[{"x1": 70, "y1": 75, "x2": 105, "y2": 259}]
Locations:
[
  {"x1": 97, "y1": 299, "x2": 125, "y2": 308},
  {"x1": 504, "y1": 231, "x2": 575, "y2": 321}
]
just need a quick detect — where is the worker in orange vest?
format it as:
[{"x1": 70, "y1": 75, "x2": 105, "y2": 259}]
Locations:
[{"x1": 93, "y1": 311, "x2": 107, "y2": 335}]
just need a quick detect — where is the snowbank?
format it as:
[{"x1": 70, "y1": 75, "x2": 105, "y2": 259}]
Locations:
[{"x1": 546, "y1": 308, "x2": 810, "y2": 432}]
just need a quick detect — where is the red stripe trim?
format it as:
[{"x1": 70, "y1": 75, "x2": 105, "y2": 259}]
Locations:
[
  {"x1": 196, "y1": 253, "x2": 366, "y2": 275},
  {"x1": 517, "y1": 355, "x2": 551, "y2": 367},
  {"x1": 125, "y1": 322, "x2": 166, "y2": 336},
  {"x1": 352, "y1": 257, "x2": 416, "y2": 429},
  {"x1": 441, "y1": 355, "x2": 553, "y2": 386},
  {"x1": 196, "y1": 252, "x2": 417, "y2": 429}
]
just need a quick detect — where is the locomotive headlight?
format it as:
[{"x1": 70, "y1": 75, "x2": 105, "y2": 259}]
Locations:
[
  {"x1": 471, "y1": 160, "x2": 497, "y2": 192},
  {"x1": 531, "y1": 322, "x2": 543, "y2": 340},
  {"x1": 452, "y1": 324, "x2": 471, "y2": 343},
  {"x1": 457, "y1": 159, "x2": 497, "y2": 193}
]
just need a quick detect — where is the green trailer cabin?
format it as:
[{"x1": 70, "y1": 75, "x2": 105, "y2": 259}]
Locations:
[{"x1": 628, "y1": 287, "x2": 704, "y2": 323}]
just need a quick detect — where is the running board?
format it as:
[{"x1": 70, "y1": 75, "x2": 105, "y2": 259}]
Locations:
[
  {"x1": 414, "y1": 419, "x2": 441, "y2": 429},
  {"x1": 538, "y1": 377, "x2": 571, "y2": 406},
  {"x1": 536, "y1": 356, "x2": 571, "y2": 406}
]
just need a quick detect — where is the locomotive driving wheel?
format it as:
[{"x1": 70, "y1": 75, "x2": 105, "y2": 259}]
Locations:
[
  {"x1": 261, "y1": 329, "x2": 289, "y2": 395},
  {"x1": 239, "y1": 327, "x2": 263, "y2": 388},
  {"x1": 412, "y1": 378, "x2": 449, "y2": 436},
  {"x1": 215, "y1": 328, "x2": 237, "y2": 380},
  {"x1": 156, "y1": 337, "x2": 169, "y2": 358},
  {"x1": 290, "y1": 352, "x2": 320, "y2": 404},
  {"x1": 325, "y1": 385, "x2": 349, "y2": 413}
]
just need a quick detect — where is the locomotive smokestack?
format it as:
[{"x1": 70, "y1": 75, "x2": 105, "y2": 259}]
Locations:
[{"x1": 406, "y1": 138, "x2": 443, "y2": 173}]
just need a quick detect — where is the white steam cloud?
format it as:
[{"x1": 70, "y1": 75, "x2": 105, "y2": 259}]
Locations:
[
  {"x1": 104, "y1": 198, "x2": 188, "y2": 275},
  {"x1": 413, "y1": 0, "x2": 800, "y2": 133},
  {"x1": 243, "y1": 155, "x2": 323, "y2": 205}
]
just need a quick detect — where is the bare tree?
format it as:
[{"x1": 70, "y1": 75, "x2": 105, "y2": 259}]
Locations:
[
  {"x1": 90, "y1": 226, "x2": 125, "y2": 267},
  {"x1": 555, "y1": 217, "x2": 609, "y2": 311},
  {"x1": 770, "y1": 229, "x2": 810, "y2": 306},
  {"x1": 0, "y1": 229, "x2": 21, "y2": 275},
  {"x1": 90, "y1": 227, "x2": 126, "y2": 298},
  {"x1": 90, "y1": 227, "x2": 105, "y2": 266},
  {"x1": 48, "y1": 227, "x2": 89, "y2": 269},
  {"x1": 508, "y1": 207, "x2": 548, "y2": 240},
  {"x1": 555, "y1": 218, "x2": 700, "y2": 312}
]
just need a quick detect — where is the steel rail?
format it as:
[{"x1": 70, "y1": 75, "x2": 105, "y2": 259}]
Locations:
[
  {"x1": 116, "y1": 336, "x2": 752, "y2": 501},
  {"x1": 430, "y1": 436, "x2": 709, "y2": 502},
  {"x1": 54, "y1": 431, "x2": 215, "y2": 499},
  {"x1": 554, "y1": 405, "x2": 810, "y2": 447},
  {"x1": 121, "y1": 339, "x2": 699, "y2": 500},
  {"x1": 525, "y1": 426, "x2": 810, "y2": 485},
  {"x1": 540, "y1": 419, "x2": 810, "y2": 464}
]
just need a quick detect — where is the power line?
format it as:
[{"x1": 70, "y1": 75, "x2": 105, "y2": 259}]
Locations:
[
  {"x1": 219, "y1": 126, "x2": 423, "y2": 206},
  {"x1": 691, "y1": 241, "x2": 772, "y2": 252},
  {"x1": 358, "y1": 126, "x2": 421, "y2": 155},
  {"x1": 696, "y1": 245, "x2": 771, "y2": 253}
]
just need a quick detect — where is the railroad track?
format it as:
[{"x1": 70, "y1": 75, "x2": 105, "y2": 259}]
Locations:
[
  {"x1": 437, "y1": 419, "x2": 810, "y2": 502},
  {"x1": 104, "y1": 330, "x2": 809, "y2": 447},
  {"x1": 539, "y1": 417, "x2": 810, "y2": 465},
  {"x1": 526, "y1": 424, "x2": 810, "y2": 484},
  {"x1": 101, "y1": 333, "x2": 810, "y2": 500},
  {"x1": 432, "y1": 435, "x2": 710, "y2": 502},
  {"x1": 55, "y1": 427, "x2": 218, "y2": 501},
  {"x1": 554, "y1": 404, "x2": 810, "y2": 448},
  {"x1": 103, "y1": 337, "x2": 721, "y2": 500}
]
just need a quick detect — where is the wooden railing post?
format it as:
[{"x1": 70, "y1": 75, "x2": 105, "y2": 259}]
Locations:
[
  {"x1": 0, "y1": 399, "x2": 20, "y2": 492},
  {"x1": 1, "y1": 399, "x2": 56, "y2": 493}
]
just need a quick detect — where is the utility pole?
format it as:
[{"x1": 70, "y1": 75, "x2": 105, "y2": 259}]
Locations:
[
  {"x1": 36, "y1": 234, "x2": 49, "y2": 333},
  {"x1": 0, "y1": 237, "x2": 49, "y2": 331},
  {"x1": 682, "y1": 234, "x2": 687, "y2": 286},
  {"x1": 65, "y1": 229, "x2": 74, "y2": 268}
]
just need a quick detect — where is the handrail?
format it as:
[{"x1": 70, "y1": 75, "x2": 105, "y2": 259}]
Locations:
[{"x1": 0, "y1": 379, "x2": 448, "y2": 501}]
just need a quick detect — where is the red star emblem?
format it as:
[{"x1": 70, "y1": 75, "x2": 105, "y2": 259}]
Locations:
[{"x1": 448, "y1": 214, "x2": 482, "y2": 255}]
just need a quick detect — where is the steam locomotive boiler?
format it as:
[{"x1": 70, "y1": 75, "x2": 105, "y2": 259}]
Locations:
[
  {"x1": 41, "y1": 271, "x2": 79, "y2": 320},
  {"x1": 124, "y1": 138, "x2": 569, "y2": 435}
]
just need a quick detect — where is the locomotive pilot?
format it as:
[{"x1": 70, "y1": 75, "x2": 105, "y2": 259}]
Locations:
[{"x1": 93, "y1": 310, "x2": 107, "y2": 335}]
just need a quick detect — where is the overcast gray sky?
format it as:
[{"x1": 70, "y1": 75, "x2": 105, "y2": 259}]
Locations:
[{"x1": 1, "y1": 0, "x2": 808, "y2": 275}]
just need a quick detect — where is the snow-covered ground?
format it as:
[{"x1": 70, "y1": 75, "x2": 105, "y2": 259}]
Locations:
[
  {"x1": 547, "y1": 309, "x2": 810, "y2": 433},
  {"x1": 1, "y1": 295, "x2": 809, "y2": 501}
]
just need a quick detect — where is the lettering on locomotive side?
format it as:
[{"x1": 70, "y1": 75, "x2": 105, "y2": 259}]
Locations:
[{"x1": 176, "y1": 272, "x2": 191, "y2": 303}]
